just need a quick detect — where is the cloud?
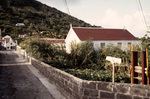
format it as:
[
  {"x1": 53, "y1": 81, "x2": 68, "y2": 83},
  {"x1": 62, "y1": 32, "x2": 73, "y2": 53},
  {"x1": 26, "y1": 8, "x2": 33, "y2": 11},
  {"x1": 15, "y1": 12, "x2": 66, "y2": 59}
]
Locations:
[
  {"x1": 99, "y1": 9, "x2": 150, "y2": 37},
  {"x1": 100, "y1": 9, "x2": 122, "y2": 27}
]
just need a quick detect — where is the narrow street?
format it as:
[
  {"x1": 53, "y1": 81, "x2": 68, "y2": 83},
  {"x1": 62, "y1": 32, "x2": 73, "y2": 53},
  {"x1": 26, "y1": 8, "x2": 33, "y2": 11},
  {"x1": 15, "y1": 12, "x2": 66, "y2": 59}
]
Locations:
[{"x1": 0, "y1": 51, "x2": 58, "y2": 99}]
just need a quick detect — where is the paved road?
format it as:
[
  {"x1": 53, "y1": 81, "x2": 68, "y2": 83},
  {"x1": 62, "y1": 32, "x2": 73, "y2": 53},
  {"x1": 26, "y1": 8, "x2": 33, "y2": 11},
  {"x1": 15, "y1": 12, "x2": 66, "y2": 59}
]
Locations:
[{"x1": 0, "y1": 51, "x2": 56, "y2": 99}]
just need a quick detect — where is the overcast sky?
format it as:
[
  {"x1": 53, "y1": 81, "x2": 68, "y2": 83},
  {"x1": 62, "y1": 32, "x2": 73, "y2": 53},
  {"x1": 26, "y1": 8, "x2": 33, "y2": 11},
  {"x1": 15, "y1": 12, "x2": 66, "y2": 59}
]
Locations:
[{"x1": 37, "y1": 0, "x2": 150, "y2": 38}]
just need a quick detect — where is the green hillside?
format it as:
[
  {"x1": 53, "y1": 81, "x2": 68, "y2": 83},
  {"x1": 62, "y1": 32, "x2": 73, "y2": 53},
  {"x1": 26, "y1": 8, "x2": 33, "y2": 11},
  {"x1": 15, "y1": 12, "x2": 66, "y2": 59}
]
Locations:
[{"x1": 0, "y1": 0, "x2": 101, "y2": 39}]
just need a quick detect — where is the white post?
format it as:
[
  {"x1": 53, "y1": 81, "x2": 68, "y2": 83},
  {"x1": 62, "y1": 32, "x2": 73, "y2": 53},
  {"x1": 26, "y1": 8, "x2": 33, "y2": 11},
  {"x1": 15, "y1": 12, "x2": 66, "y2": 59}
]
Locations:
[{"x1": 106, "y1": 56, "x2": 121, "y2": 83}]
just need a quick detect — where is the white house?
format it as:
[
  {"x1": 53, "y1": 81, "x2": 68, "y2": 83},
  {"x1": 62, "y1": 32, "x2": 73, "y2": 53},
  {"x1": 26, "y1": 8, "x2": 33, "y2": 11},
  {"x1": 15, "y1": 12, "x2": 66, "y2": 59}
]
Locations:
[
  {"x1": 65, "y1": 27, "x2": 140, "y2": 53},
  {"x1": 18, "y1": 34, "x2": 27, "y2": 38},
  {"x1": 1, "y1": 35, "x2": 17, "y2": 50},
  {"x1": 16, "y1": 23, "x2": 25, "y2": 27}
]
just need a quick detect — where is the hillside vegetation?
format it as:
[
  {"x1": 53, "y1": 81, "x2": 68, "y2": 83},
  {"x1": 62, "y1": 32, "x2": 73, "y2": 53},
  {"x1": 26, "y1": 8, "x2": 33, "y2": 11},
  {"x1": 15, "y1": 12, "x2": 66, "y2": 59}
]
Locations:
[{"x1": 0, "y1": 0, "x2": 100, "y2": 39}]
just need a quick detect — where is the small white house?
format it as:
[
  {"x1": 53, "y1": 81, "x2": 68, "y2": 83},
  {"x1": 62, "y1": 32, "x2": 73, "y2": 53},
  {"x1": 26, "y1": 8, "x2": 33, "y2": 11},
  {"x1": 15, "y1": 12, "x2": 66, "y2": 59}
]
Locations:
[
  {"x1": 1, "y1": 35, "x2": 17, "y2": 50},
  {"x1": 16, "y1": 23, "x2": 25, "y2": 27},
  {"x1": 18, "y1": 34, "x2": 27, "y2": 38},
  {"x1": 65, "y1": 27, "x2": 140, "y2": 53}
]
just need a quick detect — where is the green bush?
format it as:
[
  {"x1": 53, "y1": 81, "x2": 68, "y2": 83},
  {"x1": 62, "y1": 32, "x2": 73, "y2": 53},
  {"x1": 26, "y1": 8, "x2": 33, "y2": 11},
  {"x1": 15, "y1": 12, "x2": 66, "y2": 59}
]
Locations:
[
  {"x1": 68, "y1": 41, "x2": 97, "y2": 69},
  {"x1": 64, "y1": 69, "x2": 130, "y2": 83},
  {"x1": 99, "y1": 44, "x2": 130, "y2": 69}
]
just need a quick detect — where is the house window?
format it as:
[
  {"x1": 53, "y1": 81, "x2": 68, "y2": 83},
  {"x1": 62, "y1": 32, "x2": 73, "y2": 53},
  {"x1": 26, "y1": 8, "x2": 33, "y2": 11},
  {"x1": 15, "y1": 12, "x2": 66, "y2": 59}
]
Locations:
[
  {"x1": 101, "y1": 43, "x2": 105, "y2": 49},
  {"x1": 118, "y1": 42, "x2": 122, "y2": 49},
  {"x1": 128, "y1": 43, "x2": 131, "y2": 49}
]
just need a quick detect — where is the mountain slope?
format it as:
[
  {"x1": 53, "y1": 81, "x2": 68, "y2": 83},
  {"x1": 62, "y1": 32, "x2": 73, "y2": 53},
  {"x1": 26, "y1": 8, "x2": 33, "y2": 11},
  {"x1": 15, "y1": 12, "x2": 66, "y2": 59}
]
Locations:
[{"x1": 0, "y1": 0, "x2": 101, "y2": 39}]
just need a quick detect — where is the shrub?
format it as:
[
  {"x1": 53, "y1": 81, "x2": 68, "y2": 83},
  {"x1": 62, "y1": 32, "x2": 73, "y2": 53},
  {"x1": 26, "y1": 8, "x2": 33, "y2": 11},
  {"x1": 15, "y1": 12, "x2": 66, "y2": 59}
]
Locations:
[
  {"x1": 64, "y1": 69, "x2": 130, "y2": 83},
  {"x1": 68, "y1": 40, "x2": 97, "y2": 69},
  {"x1": 100, "y1": 44, "x2": 129, "y2": 70}
]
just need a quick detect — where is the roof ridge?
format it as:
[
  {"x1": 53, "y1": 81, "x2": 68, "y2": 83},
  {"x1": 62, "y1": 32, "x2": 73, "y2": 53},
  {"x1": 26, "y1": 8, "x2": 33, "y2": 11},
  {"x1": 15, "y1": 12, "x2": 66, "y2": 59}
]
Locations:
[
  {"x1": 72, "y1": 27, "x2": 127, "y2": 30},
  {"x1": 40, "y1": 38, "x2": 65, "y2": 40}
]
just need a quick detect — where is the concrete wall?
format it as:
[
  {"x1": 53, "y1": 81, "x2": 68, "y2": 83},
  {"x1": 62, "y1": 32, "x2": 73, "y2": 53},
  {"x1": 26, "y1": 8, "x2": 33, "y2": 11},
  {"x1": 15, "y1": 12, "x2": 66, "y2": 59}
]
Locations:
[
  {"x1": 17, "y1": 46, "x2": 30, "y2": 62},
  {"x1": 17, "y1": 46, "x2": 150, "y2": 99}
]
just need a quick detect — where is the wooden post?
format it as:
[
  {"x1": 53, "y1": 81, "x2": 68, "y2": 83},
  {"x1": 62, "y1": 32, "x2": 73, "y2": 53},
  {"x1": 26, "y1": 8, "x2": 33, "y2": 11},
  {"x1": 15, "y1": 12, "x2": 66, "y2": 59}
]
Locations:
[
  {"x1": 146, "y1": 49, "x2": 150, "y2": 85},
  {"x1": 106, "y1": 56, "x2": 121, "y2": 83},
  {"x1": 142, "y1": 51, "x2": 147, "y2": 84},
  {"x1": 112, "y1": 63, "x2": 115, "y2": 83},
  {"x1": 131, "y1": 51, "x2": 138, "y2": 84},
  {"x1": 131, "y1": 46, "x2": 133, "y2": 84}
]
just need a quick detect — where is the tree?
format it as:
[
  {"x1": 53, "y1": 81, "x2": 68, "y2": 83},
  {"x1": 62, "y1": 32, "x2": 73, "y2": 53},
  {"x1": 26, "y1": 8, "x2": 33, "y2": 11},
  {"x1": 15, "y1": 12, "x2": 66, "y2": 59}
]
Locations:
[
  {"x1": 141, "y1": 34, "x2": 150, "y2": 50},
  {"x1": 27, "y1": 23, "x2": 34, "y2": 36}
]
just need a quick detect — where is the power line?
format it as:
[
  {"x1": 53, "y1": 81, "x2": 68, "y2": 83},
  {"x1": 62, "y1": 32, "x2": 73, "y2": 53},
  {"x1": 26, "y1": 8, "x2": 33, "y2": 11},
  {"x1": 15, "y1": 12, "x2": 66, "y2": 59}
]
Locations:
[
  {"x1": 136, "y1": 0, "x2": 149, "y2": 32},
  {"x1": 63, "y1": 0, "x2": 72, "y2": 26},
  {"x1": 63, "y1": 0, "x2": 70, "y2": 15},
  {"x1": 138, "y1": 0, "x2": 148, "y2": 28}
]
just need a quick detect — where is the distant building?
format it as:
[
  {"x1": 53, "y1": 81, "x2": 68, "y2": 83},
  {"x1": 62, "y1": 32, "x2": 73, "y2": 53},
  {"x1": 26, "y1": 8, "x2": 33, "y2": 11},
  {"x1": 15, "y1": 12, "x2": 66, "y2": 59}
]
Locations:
[
  {"x1": 65, "y1": 27, "x2": 141, "y2": 53},
  {"x1": 40, "y1": 38, "x2": 65, "y2": 46},
  {"x1": 0, "y1": 39, "x2": 5, "y2": 46},
  {"x1": 16, "y1": 23, "x2": 25, "y2": 27},
  {"x1": 32, "y1": 32, "x2": 38, "y2": 35},
  {"x1": 1, "y1": 35, "x2": 17, "y2": 50},
  {"x1": 18, "y1": 34, "x2": 27, "y2": 38}
]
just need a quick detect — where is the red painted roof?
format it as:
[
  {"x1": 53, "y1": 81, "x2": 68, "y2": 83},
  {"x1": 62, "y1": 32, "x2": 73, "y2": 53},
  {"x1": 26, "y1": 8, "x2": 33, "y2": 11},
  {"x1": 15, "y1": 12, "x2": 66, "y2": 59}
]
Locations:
[
  {"x1": 3, "y1": 38, "x2": 10, "y2": 43},
  {"x1": 0, "y1": 40, "x2": 5, "y2": 42},
  {"x1": 40, "y1": 39, "x2": 65, "y2": 43},
  {"x1": 72, "y1": 27, "x2": 138, "y2": 40}
]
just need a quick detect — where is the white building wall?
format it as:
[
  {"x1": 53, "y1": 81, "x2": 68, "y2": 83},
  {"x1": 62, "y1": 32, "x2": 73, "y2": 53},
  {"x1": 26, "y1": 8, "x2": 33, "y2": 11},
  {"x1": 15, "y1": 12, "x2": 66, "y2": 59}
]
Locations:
[
  {"x1": 6, "y1": 41, "x2": 17, "y2": 50},
  {"x1": 65, "y1": 28, "x2": 81, "y2": 53},
  {"x1": 90, "y1": 40, "x2": 141, "y2": 51}
]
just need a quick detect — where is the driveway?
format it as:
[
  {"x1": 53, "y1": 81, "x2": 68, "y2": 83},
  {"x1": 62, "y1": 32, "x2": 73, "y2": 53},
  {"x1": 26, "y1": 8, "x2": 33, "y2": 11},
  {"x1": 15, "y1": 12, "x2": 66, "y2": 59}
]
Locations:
[{"x1": 0, "y1": 51, "x2": 57, "y2": 99}]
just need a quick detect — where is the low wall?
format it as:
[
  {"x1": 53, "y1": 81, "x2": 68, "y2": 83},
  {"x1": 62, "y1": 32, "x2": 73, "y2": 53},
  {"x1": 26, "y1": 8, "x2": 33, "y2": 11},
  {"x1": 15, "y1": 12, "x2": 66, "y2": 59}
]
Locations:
[
  {"x1": 16, "y1": 46, "x2": 30, "y2": 62},
  {"x1": 17, "y1": 46, "x2": 150, "y2": 99}
]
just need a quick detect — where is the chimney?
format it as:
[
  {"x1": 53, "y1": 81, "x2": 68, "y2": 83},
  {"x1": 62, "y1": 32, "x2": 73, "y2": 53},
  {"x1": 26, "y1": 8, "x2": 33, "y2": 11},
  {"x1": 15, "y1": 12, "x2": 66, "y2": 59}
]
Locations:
[
  {"x1": 70, "y1": 23, "x2": 72, "y2": 28},
  {"x1": 123, "y1": 26, "x2": 126, "y2": 30}
]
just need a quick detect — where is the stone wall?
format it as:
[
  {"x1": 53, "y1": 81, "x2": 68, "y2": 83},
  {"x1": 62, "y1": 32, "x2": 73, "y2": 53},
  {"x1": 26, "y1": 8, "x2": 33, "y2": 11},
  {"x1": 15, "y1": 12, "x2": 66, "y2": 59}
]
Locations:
[
  {"x1": 16, "y1": 46, "x2": 30, "y2": 62},
  {"x1": 17, "y1": 46, "x2": 150, "y2": 99}
]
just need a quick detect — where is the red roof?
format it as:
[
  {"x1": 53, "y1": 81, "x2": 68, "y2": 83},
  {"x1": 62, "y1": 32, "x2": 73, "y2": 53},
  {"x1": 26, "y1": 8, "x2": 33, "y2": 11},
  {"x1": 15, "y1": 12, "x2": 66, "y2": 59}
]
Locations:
[
  {"x1": 0, "y1": 40, "x2": 5, "y2": 42},
  {"x1": 40, "y1": 39, "x2": 65, "y2": 43},
  {"x1": 72, "y1": 27, "x2": 138, "y2": 40},
  {"x1": 3, "y1": 38, "x2": 10, "y2": 43}
]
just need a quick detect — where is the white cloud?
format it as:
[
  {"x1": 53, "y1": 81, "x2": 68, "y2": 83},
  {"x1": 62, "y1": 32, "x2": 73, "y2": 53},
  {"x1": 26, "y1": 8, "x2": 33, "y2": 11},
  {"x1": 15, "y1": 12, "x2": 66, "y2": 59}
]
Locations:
[
  {"x1": 100, "y1": 9, "x2": 122, "y2": 27},
  {"x1": 99, "y1": 9, "x2": 150, "y2": 37}
]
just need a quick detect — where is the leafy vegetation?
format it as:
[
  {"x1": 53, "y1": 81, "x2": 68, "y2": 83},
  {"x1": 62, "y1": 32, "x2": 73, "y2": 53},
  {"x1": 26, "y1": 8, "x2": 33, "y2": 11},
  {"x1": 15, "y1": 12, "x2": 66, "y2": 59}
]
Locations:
[
  {"x1": 20, "y1": 38, "x2": 131, "y2": 83},
  {"x1": 140, "y1": 34, "x2": 150, "y2": 66},
  {"x1": 64, "y1": 69, "x2": 130, "y2": 83},
  {"x1": 141, "y1": 34, "x2": 150, "y2": 50}
]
